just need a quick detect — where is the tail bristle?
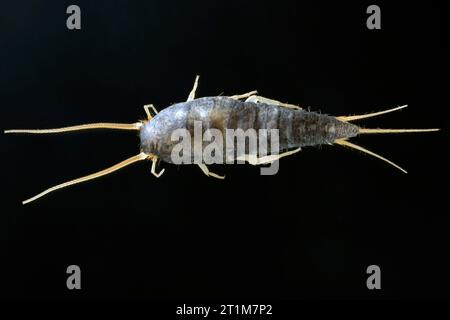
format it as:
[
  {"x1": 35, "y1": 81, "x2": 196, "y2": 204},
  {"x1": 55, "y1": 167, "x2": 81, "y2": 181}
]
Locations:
[
  {"x1": 335, "y1": 139, "x2": 407, "y2": 174},
  {"x1": 359, "y1": 128, "x2": 440, "y2": 134},
  {"x1": 337, "y1": 105, "x2": 408, "y2": 122}
]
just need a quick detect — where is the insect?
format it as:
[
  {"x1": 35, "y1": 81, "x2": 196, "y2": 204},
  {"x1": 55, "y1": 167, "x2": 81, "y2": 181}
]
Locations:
[{"x1": 5, "y1": 76, "x2": 439, "y2": 204}]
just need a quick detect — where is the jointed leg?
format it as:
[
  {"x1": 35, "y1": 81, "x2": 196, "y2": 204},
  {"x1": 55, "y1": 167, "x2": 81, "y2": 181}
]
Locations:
[
  {"x1": 150, "y1": 156, "x2": 165, "y2": 178},
  {"x1": 237, "y1": 148, "x2": 301, "y2": 165},
  {"x1": 230, "y1": 90, "x2": 258, "y2": 100},
  {"x1": 198, "y1": 164, "x2": 225, "y2": 179},
  {"x1": 245, "y1": 95, "x2": 302, "y2": 110},
  {"x1": 187, "y1": 75, "x2": 200, "y2": 101},
  {"x1": 144, "y1": 104, "x2": 159, "y2": 120},
  {"x1": 256, "y1": 148, "x2": 301, "y2": 164}
]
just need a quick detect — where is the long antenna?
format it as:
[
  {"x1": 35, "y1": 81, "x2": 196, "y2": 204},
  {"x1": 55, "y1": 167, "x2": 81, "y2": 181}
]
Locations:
[
  {"x1": 4, "y1": 122, "x2": 142, "y2": 134},
  {"x1": 335, "y1": 139, "x2": 407, "y2": 174},
  {"x1": 22, "y1": 152, "x2": 148, "y2": 205}
]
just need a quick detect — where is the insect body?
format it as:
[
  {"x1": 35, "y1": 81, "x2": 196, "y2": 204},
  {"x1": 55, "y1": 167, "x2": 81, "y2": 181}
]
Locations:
[
  {"x1": 5, "y1": 76, "x2": 439, "y2": 204},
  {"x1": 140, "y1": 96, "x2": 359, "y2": 164}
]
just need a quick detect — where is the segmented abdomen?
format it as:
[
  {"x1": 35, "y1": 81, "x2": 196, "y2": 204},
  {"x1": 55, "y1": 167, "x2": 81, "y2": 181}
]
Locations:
[{"x1": 140, "y1": 96, "x2": 358, "y2": 163}]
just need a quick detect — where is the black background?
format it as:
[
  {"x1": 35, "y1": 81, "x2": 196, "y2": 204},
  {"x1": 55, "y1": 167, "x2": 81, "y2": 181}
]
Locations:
[{"x1": 0, "y1": 1, "x2": 448, "y2": 301}]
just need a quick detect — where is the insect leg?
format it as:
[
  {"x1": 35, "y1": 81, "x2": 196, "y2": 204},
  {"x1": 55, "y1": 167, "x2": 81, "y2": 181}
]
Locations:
[
  {"x1": 187, "y1": 75, "x2": 200, "y2": 101},
  {"x1": 230, "y1": 90, "x2": 258, "y2": 100},
  {"x1": 150, "y1": 156, "x2": 165, "y2": 178},
  {"x1": 197, "y1": 164, "x2": 225, "y2": 179},
  {"x1": 143, "y1": 104, "x2": 159, "y2": 120},
  {"x1": 245, "y1": 95, "x2": 302, "y2": 110},
  {"x1": 236, "y1": 148, "x2": 301, "y2": 165}
]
